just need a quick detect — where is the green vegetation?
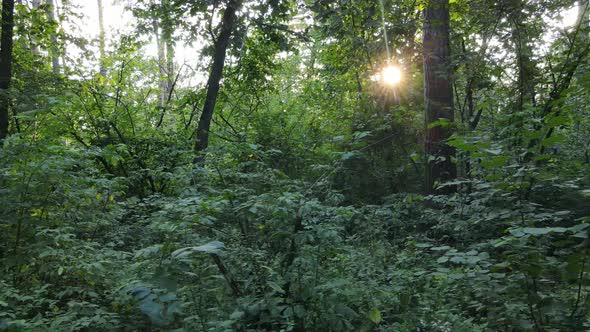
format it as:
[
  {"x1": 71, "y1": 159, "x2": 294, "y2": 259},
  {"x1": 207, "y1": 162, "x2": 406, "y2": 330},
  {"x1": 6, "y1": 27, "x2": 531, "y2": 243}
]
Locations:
[{"x1": 1, "y1": 0, "x2": 590, "y2": 331}]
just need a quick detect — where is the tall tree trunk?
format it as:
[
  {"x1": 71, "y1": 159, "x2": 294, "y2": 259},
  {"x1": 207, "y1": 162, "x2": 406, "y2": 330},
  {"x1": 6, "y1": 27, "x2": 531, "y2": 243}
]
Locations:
[
  {"x1": 194, "y1": 0, "x2": 242, "y2": 165},
  {"x1": 46, "y1": 0, "x2": 60, "y2": 74},
  {"x1": 0, "y1": 0, "x2": 15, "y2": 140},
  {"x1": 423, "y1": 0, "x2": 456, "y2": 194},
  {"x1": 97, "y1": 0, "x2": 106, "y2": 76},
  {"x1": 31, "y1": 0, "x2": 41, "y2": 55},
  {"x1": 155, "y1": 18, "x2": 174, "y2": 127},
  {"x1": 512, "y1": 20, "x2": 536, "y2": 112},
  {"x1": 166, "y1": 38, "x2": 174, "y2": 97},
  {"x1": 154, "y1": 18, "x2": 166, "y2": 108},
  {"x1": 162, "y1": 0, "x2": 174, "y2": 99}
]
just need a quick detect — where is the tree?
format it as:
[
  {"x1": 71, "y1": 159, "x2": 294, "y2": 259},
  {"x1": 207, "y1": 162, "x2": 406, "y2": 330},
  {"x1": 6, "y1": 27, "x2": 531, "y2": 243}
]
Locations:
[
  {"x1": 31, "y1": 0, "x2": 41, "y2": 54},
  {"x1": 154, "y1": 15, "x2": 166, "y2": 108},
  {"x1": 153, "y1": 0, "x2": 174, "y2": 111},
  {"x1": 423, "y1": 0, "x2": 455, "y2": 194},
  {"x1": 509, "y1": 0, "x2": 537, "y2": 114},
  {"x1": 0, "y1": 0, "x2": 14, "y2": 140},
  {"x1": 193, "y1": 0, "x2": 242, "y2": 164},
  {"x1": 46, "y1": 0, "x2": 60, "y2": 74},
  {"x1": 97, "y1": 0, "x2": 106, "y2": 76}
]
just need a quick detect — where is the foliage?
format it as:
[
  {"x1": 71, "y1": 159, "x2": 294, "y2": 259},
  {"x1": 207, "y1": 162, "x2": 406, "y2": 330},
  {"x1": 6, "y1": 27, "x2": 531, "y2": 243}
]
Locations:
[{"x1": 1, "y1": 0, "x2": 590, "y2": 331}]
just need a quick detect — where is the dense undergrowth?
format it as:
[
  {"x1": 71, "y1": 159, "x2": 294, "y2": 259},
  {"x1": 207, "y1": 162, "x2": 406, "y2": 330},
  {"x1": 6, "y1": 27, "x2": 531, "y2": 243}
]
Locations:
[
  {"x1": 1, "y1": 129, "x2": 589, "y2": 331},
  {"x1": 2, "y1": 0, "x2": 590, "y2": 331}
]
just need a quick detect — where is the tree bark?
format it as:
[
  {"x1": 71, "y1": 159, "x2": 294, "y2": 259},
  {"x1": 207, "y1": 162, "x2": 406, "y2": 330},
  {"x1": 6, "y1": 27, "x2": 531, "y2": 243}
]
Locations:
[
  {"x1": 194, "y1": 0, "x2": 242, "y2": 165},
  {"x1": 46, "y1": 0, "x2": 60, "y2": 74},
  {"x1": 0, "y1": 0, "x2": 15, "y2": 140},
  {"x1": 423, "y1": 0, "x2": 456, "y2": 194},
  {"x1": 511, "y1": 4, "x2": 536, "y2": 112},
  {"x1": 161, "y1": 0, "x2": 174, "y2": 96},
  {"x1": 166, "y1": 38, "x2": 174, "y2": 97},
  {"x1": 97, "y1": 0, "x2": 106, "y2": 76},
  {"x1": 154, "y1": 18, "x2": 167, "y2": 108},
  {"x1": 31, "y1": 0, "x2": 41, "y2": 55}
]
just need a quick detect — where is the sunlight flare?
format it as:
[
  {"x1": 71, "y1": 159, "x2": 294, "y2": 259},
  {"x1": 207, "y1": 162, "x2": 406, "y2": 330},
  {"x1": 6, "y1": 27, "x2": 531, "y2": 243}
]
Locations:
[{"x1": 382, "y1": 65, "x2": 402, "y2": 86}]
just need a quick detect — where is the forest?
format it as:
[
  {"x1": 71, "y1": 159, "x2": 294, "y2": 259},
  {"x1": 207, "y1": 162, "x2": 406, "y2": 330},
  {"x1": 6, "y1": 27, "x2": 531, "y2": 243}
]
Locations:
[{"x1": 1, "y1": 0, "x2": 590, "y2": 330}]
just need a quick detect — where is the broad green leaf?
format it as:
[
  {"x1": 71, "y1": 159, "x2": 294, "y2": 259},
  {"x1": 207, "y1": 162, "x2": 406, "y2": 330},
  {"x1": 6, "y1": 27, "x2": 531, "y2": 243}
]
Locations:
[
  {"x1": 171, "y1": 241, "x2": 225, "y2": 258},
  {"x1": 368, "y1": 307, "x2": 381, "y2": 324},
  {"x1": 437, "y1": 256, "x2": 449, "y2": 263},
  {"x1": 335, "y1": 304, "x2": 358, "y2": 318},
  {"x1": 267, "y1": 281, "x2": 285, "y2": 294}
]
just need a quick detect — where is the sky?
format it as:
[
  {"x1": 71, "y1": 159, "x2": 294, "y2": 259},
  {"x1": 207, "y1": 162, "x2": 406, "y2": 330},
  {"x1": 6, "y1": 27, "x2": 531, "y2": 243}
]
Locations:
[
  {"x1": 64, "y1": 0, "x2": 581, "y2": 80},
  {"x1": 78, "y1": 0, "x2": 131, "y2": 36},
  {"x1": 66, "y1": 0, "x2": 196, "y2": 72}
]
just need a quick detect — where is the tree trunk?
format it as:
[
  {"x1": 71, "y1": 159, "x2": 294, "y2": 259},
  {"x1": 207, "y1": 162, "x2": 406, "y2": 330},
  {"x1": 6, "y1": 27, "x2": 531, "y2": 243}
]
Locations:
[
  {"x1": 161, "y1": 0, "x2": 174, "y2": 97},
  {"x1": 423, "y1": 0, "x2": 456, "y2": 194},
  {"x1": 511, "y1": 12, "x2": 536, "y2": 112},
  {"x1": 153, "y1": 18, "x2": 167, "y2": 108},
  {"x1": 97, "y1": 0, "x2": 106, "y2": 76},
  {"x1": 46, "y1": 0, "x2": 60, "y2": 74},
  {"x1": 166, "y1": 38, "x2": 174, "y2": 97},
  {"x1": 194, "y1": 0, "x2": 242, "y2": 165},
  {"x1": 31, "y1": 0, "x2": 41, "y2": 55},
  {"x1": 0, "y1": 0, "x2": 14, "y2": 140}
]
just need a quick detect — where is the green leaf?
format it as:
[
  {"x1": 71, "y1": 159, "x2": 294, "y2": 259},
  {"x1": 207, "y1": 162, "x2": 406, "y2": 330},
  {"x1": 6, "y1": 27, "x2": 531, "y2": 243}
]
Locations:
[
  {"x1": 428, "y1": 118, "x2": 452, "y2": 129},
  {"x1": 267, "y1": 281, "x2": 285, "y2": 294},
  {"x1": 335, "y1": 304, "x2": 359, "y2": 318},
  {"x1": 139, "y1": 299, "x2": 165, "y2": 325},
  {"x1": 368, "y1": 306, "x2": 381, "y2": 324},
  {"x1": 510, "y1": 227, "x2": 569, "y2": 236},
  {"x1": 171, "y1": 241, "x2": 225, "y2": 258},
  {"x1": 482, "y1": 148, "x2": 502, "y2": 155},
  {"x1": 431, "y1": 246, "x2": 451, "y2": 251},
  {"x1": 341, "y1": 152, "x2": 358, "y2": 160},
  {"x1": 437, "y1": 256, "x2": 449, "y2": 263},
  {"x1": 545, "y1": 115, "x2": 570, "y2": 127},
  {"x1": 315, "y1": 279, "x2": 349, "y2": 290},
  {"x1": 480, "y1": 155, "x2": 509, "y2": 168},
  {"x1": 352, "y1": 131, "x2": 371, "y2": 140},
  {"x1": 230, "y1": 310, "x2": 245, "y2": 320},
  {"x1": 541, "y1": 134, "x2": 566, "y2": 147},
  {"x1": 450, "y1": 256, "x2": 465, "y2": 264}
]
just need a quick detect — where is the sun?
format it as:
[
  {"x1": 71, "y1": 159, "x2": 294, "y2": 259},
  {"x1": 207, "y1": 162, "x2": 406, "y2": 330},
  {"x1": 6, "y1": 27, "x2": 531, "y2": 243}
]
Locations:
[{"x1": 382, "y1": 65, "x2": 402, "y2": 86}]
